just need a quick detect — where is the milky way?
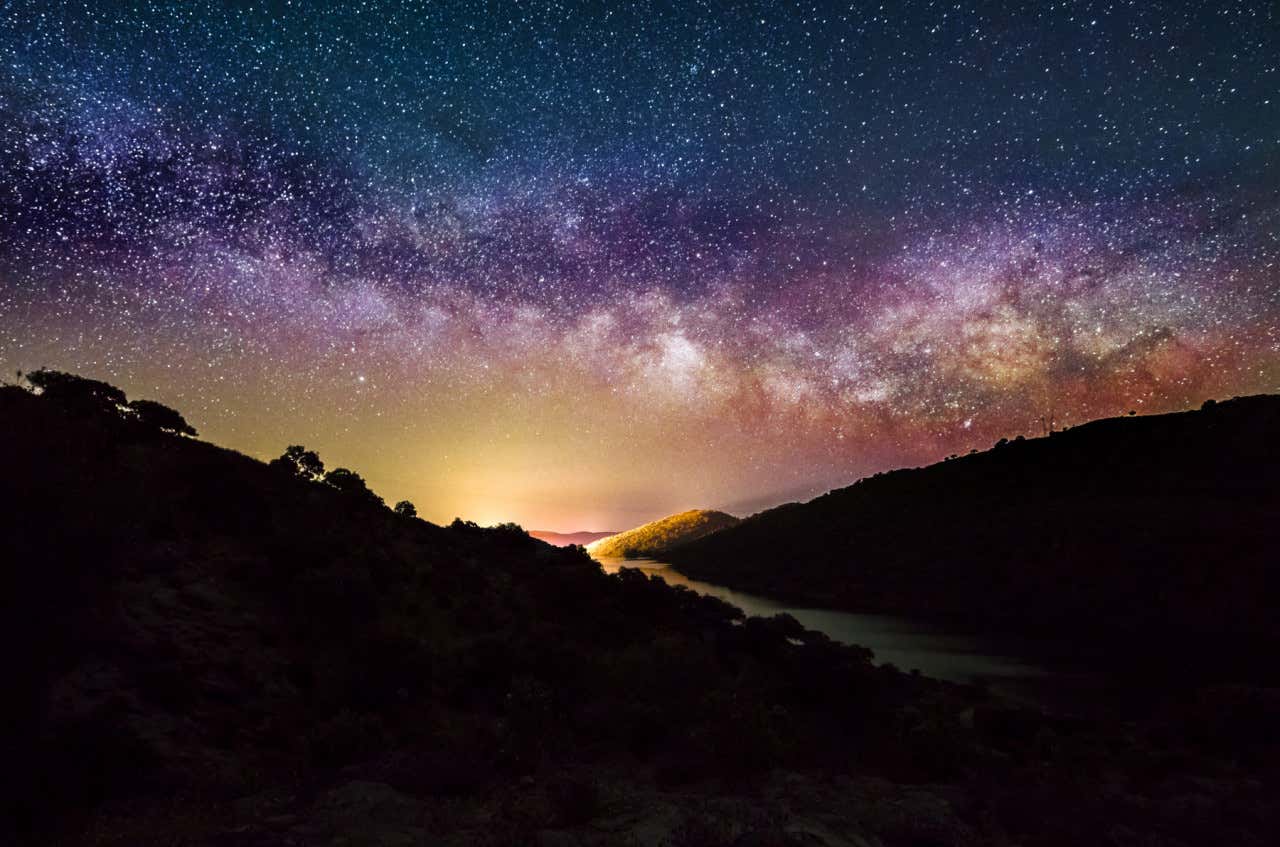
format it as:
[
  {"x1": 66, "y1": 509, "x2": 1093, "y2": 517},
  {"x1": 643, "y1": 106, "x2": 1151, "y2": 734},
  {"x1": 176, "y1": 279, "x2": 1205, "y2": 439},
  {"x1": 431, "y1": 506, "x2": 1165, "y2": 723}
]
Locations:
[{"x1": 2, "y1": 1, "x2": 1277, "y2": 528}]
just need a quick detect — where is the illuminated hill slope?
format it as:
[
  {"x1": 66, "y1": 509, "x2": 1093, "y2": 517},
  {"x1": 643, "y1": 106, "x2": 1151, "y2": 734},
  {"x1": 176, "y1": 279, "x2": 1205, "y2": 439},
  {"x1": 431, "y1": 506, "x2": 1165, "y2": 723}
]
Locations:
[{"x1": 587, "y1": 509, "x2": 740, "y2": 558}]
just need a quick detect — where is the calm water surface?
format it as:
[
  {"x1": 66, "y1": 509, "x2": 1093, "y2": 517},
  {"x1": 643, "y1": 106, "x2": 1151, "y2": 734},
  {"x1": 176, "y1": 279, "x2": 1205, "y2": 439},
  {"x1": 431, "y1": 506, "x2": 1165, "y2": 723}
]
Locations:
[{"x1": 595, "y1": 556, "x2": 1047, "y2": 685}]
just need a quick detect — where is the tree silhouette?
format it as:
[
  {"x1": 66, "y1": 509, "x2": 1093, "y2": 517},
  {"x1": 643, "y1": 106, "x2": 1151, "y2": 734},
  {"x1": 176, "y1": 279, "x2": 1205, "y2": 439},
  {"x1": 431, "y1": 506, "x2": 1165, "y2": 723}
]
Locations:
[
  {"x1": 24, "y1": 368, "x2": 126, "y2": 411},
  {"x1": 393, "y1": 500, "x2": 417, "y2": 518},
  {"x1": 128, "y1": 399, "x2": 197, "y2": 436},
  {"x1": 270, "y1": 445, "x2": 325, "y2": 480},
  {"x1": 324, "y1": 467, "x2": 384, "y2": 507}
]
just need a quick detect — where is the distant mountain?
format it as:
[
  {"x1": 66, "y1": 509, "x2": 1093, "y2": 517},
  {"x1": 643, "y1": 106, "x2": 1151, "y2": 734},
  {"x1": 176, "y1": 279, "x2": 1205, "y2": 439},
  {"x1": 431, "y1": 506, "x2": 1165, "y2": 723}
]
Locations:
[
  {"x1": 528, "y1": 529, "x2": 618, "y2": 547},
  {"x1": 587, "y1": 509, "x2": 740, "y2": 558},
  {"x1": 666, "y1": 395, "x2": 1280, "y2": 672}
]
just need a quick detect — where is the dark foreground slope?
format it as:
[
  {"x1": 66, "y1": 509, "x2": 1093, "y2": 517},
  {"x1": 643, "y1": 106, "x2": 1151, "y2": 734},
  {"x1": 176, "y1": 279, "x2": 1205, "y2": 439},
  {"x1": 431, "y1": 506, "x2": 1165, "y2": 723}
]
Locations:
[
  {"x1": 667, "y1": 396, "x2": 1280, "y2": 673},
  {"x1": 3, "y1": 382, "x2": 1278, "y2": 846},
  {"x1": 0, "y1": 383, "x2": 930, "y2": 843}
]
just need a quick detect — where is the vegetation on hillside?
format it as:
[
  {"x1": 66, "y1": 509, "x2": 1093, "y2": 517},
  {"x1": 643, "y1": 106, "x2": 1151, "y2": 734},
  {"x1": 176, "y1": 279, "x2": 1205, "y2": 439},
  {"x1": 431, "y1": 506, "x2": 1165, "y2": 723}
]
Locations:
[{"x1": 587, "y1": 509, "x2": 741, "y2": 558}]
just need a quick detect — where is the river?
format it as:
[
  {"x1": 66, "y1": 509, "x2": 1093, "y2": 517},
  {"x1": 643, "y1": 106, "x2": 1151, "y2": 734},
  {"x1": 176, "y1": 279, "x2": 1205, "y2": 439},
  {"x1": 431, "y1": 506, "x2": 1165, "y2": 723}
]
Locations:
[{"x1": 595, "y1": 556, "x2": 1048, "y2": 686}]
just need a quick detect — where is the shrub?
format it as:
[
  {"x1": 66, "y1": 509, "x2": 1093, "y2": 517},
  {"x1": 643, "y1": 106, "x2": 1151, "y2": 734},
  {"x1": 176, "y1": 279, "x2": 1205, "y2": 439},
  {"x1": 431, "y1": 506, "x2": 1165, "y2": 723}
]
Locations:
[
  {"x1": 324, "y1": 467, "x2": 384, "y2": 507},
  {"x1": 306, "y1": 710, "x2": 388, "y2": 768},
  {"x1": 127, "y1": 399, "x2": 197, "y2": 436},
  {"x1": 270, "y1": 445, "x2": 325, "y2": 480},
  {"x1": 25, "y1": 368, "x2": 126, "y2": 411}
]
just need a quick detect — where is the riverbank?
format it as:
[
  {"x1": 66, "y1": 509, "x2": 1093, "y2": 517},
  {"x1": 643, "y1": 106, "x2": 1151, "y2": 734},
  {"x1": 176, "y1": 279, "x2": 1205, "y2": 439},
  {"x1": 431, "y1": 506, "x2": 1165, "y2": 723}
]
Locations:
[{"x1": 592, "y1": 556, "x2": 1241, "y2": 721}]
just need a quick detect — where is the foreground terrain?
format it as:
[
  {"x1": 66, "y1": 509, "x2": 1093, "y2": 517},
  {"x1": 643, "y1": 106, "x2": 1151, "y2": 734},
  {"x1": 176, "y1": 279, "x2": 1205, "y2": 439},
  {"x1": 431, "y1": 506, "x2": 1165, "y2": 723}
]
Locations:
[{"x1": 2, "y1": 376, "x2": 1277, "y2": 845}]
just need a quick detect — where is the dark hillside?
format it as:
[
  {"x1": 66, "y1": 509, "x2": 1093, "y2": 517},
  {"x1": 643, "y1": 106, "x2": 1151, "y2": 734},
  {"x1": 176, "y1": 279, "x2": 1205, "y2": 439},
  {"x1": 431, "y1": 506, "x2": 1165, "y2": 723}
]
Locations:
[
  {"x1": 667, "y1": 396, "x2": 1280, "y2": 675},
  {"x1": 3, "y1": 380, "x2": 1278, "y2": 845},
  {"x1": 0, "y1": 382, "x2": 929, "y2": 843}
]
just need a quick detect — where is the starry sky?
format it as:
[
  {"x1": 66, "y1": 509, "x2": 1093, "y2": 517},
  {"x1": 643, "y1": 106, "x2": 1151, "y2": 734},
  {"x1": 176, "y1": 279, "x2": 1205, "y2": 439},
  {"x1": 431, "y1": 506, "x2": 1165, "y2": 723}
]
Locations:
[{"x1": 2, "y1": 1, "x2": 1277, "y2": 530}]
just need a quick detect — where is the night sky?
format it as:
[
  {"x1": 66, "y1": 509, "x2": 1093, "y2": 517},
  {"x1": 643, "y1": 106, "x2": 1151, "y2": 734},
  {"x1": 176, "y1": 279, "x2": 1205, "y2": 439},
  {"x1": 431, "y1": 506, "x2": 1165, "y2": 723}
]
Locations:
[{"x1": 2, "y1": 1, "x2": 1277, "y2": 529}]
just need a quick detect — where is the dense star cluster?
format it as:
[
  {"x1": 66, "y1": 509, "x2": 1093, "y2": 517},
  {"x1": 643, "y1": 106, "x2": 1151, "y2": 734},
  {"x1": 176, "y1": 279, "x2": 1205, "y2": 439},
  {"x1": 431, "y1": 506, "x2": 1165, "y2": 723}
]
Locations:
[{"x1": 1, "y1": 1, "x2": 1277, "y2": 528}]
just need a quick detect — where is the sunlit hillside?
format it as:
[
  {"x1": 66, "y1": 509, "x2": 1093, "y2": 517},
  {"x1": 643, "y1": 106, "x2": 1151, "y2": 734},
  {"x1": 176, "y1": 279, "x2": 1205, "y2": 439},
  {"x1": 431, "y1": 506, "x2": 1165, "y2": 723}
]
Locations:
[{"x1": 587, "y1": 509, "x2": 740, "y2": 558}]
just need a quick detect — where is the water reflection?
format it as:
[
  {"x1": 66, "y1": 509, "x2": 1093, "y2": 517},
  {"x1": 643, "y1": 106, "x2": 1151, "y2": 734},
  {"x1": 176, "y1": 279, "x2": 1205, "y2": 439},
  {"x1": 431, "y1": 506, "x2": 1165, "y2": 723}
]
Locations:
[{"x1": 596, "y1": 556, "x2": 1045, "y2": 684}]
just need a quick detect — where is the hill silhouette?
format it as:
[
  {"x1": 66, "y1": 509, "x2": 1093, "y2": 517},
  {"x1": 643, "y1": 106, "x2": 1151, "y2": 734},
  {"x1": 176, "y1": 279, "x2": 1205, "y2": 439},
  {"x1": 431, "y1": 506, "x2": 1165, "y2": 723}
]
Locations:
[
  {"x1": 3, "y1": 375, "x2": 1278, "y2": 845},
  {"x1": 666, "y1": 396, "x2": 1280, "y2": 675},
  {"x1": 587, "y1": 509, "x2": 741, "y2": 558},
  {"x1": 0, "y1": 377, "x2": 934, "y2": 842},
  {"x1": 528, "y1": 529, "x2": 618, "y2": 547}
]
